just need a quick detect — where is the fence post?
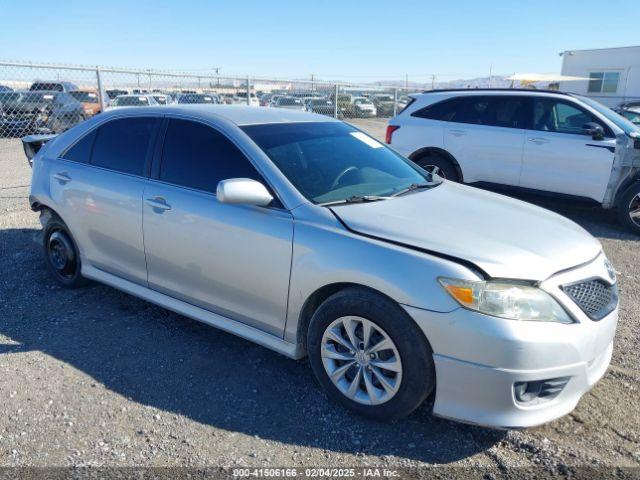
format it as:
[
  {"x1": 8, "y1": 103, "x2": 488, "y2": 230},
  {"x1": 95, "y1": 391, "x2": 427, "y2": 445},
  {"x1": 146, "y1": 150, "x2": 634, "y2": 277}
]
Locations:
[
  {"x1": 246, "y1": 76, "x2": 251, "y2": 106},
  {"x1": 393, "y1": 87, "x2": 398, "y2": 117},
  {"x1": 334, "y1": 84, "x2": 339, "y2": 118},
  {"x1": 95, "y1": 66, "x2": 106, "y2": 113}
]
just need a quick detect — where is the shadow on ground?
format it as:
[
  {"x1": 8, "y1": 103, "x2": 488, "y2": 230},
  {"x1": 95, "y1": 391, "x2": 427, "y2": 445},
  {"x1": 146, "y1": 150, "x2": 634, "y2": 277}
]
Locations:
[{"x1": 0, "y1": 227, "x2": 504, "y2": 464}]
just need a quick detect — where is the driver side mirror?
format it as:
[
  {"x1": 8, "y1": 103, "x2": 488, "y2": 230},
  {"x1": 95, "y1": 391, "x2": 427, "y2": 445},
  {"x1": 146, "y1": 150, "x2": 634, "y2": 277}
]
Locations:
[
  {"x1": 582, "y1": 122, "x2": 605, "y2": 141},
  {"x1": 217, "y1": 178, "x2": 274, "y2": 207}
]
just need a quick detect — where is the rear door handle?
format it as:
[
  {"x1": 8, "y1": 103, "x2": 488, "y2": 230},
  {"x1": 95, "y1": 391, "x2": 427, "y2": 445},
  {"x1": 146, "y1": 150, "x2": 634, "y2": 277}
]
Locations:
[
  {"x1": 449, "y1": 129, "x2": 467, "y2": 137},
  {"x1": 528, "y1": 137, "x2": 550, "y2": 144},
  {"x1": 53, "y1": 172, "x2": 71, "y2": 184},
  {"x1": 145, "y1": 197, "x2": 172, "y2": 212}
]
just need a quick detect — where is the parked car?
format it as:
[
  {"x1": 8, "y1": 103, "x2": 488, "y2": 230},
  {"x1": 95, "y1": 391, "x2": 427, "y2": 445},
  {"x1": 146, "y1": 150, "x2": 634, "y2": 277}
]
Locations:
[
  {"x1": 0, "y1": 91, "x2": 84, "y2": 136},
  {"x1": 176, "y1": 93, "x2": 218, "y2": 105},
  {"x1": 620, "y1": 107, "x2": 640, "y2": 126},
  {"x1": 371, "y1": 94, "x2": 396, "y2": 117},
  {"x1": 0, "y1": 85, "x2": 13, "y2": 93},
  {"x1": 352, "y1": 96, "x2": 377, "y2": 117},
  {"x1": 108, "y1": 94, "x2": 159, "y2": 109},
  {"x1": 23, "y1": 105, "x2": 618, "y2": 428},
  {"x1": 305, "y1": 98, "x2": 334, "y2": 116},
  {"x1": 234, "y1": 92, "x2": 260, "y2": 107},
  {"x1": 274, "y1": 96, "x2": 305, "y2": 111},
  {"x1": 29, "y1": 81, "x2": 78, "y2": 93},
  {"x1": 151, "y1": 93, "x2": 174, "y2": 105},
  {"x1": 106, "y1": 89, "x2": 128, "y2": 100},
  {"x1": 259, "y1": 93, "x2": 274, "y2": 107},
  {"x1": 387, "y1": 89, "x2": 640, "y2": 233},
  {"x1": 69, "y1": 90, "x2": 102, "y2": 117},
  {"x1": 614, "y1": 100, "x2": 640, "y2": 114}
]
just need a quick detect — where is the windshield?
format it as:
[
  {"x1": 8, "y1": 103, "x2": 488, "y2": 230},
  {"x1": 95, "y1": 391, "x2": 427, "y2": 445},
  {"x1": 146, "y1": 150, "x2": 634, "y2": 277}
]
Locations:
[
  {"x1": 113, "y1": 96, "x2": 149, "y2": 106},
  {"x1": 179, "y1": 94, "x2": 213, "y2": 104},
  {"x1": 622, "y1": 109, "x2": 640, "y2": 125},
  {"x1": 241, "y1": 122, "x2": 439, "y2": 204},
  {"x1": 70, "y1": 91, "x2": 98, "y2": 103},
  {"x1": 19, "y1": 92, "x2": 57, "y2": 103},
  {"x1": 577, "y1": 95, "x2": 640, "y2": 136}
]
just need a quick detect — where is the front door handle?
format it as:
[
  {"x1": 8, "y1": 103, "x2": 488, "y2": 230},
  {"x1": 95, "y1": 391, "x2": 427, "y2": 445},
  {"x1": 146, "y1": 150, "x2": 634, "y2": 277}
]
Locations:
[
  {"x1": 528, "y1": 137, "x2": 550, "y2": 145},
  {"x1": 145, "y1": 197, "x2": 172, "y2": 212},
  {"x1": 53, "y1": 172, "x2": 71, "y2": 184}
]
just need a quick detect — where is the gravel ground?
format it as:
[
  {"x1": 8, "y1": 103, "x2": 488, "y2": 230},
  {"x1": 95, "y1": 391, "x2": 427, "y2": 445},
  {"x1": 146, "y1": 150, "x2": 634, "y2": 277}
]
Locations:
[{"x1": 0, "y1": 121, "x2": 639, "y2": 476}]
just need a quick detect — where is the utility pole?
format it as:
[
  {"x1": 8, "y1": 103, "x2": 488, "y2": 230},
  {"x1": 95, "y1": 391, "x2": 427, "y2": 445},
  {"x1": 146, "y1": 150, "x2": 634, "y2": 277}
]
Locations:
[
  {"x1": 431, "y1": 74, "x2": 436, "y2": 90},
  {"x1": 405, "y1": 73, "x2": 408, "y2": 89},
  {"x1": 489, "y1": 65, "x2": 493, "y2": 88}
]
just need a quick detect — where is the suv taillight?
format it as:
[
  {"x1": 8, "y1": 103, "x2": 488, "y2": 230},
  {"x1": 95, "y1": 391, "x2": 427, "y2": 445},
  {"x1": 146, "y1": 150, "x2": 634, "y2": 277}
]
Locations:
[{"x1": 385, "y1": 125, "x2": 399, "y2": 144}]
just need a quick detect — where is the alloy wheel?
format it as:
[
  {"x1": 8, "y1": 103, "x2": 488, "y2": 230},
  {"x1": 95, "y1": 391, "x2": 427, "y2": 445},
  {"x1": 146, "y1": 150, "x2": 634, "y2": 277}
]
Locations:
[
  {"x1": 423, "y1": 164, "x2": 445, "y2": 180},
  {"x1": 320, "y1": 316, "x2": 402, "y2": 405}
]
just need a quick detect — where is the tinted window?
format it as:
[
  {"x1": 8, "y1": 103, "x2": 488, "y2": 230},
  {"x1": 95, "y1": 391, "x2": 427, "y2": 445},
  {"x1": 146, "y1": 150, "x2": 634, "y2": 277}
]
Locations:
[
  {"x1": 62, "y1": 130, "x2": 96, "y2": 163},
  {"x1": 91, "y1": 117, "x2": 157, "y2": 175},
  {"x1": 413, "y1": 96, "x2": 529, "y2": 129},
  {"x1": 160, "y1": 119, "x2": 261, "y2": 193},
  {"x1": 532, "y1": 98, "x2": 608, "y2": 135}
]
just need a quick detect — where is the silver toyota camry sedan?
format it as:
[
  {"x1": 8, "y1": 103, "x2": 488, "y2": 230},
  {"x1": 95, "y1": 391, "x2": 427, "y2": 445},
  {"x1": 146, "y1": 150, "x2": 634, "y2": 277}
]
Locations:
[{"x1": 25, "y1": 105, "x2": 618, "y2": 428}]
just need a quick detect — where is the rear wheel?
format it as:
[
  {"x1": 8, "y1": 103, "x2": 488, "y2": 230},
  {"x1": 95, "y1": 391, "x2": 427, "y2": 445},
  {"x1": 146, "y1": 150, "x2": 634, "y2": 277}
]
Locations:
[
  {"x1": 307, "y1": 287, "x2": 435, "y2": 420},
  {"x1": 414, "y1": 153, "x2": 459, "y2": 182},
  {"x1": 42, "y1": 216, "x2": 88, "y2": 288},
  {"x1": 618, "y1": 182, "x2": 640, "y2": 235}
]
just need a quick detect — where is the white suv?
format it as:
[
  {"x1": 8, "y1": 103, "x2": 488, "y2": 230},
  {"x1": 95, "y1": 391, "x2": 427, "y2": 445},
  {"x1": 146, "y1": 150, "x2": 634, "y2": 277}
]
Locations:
[{"x1": 387, "y1": 89, "x2": 640, "y2": 233}]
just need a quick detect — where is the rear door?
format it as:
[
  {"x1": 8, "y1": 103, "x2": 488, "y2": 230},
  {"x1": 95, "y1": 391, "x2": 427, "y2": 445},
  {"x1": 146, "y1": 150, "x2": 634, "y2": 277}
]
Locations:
[
  {"x1": 442, "y1": 95, "x2": 529, "y2": 185},
  {"x1": 142, "y1": 118, "x2": 294, "y2": 336},
  {"x1": 519, "y1": 97, "x2": 615, "y2": 202},
  {"x1": 50, "y1": 116, "x2": 159, "y2": 284}
]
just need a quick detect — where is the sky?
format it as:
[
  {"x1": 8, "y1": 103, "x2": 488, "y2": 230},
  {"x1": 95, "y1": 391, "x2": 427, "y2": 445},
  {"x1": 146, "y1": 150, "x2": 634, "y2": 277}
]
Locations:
[{"x1": 1, "y1": 0, "x2": 639, "y2": 83}]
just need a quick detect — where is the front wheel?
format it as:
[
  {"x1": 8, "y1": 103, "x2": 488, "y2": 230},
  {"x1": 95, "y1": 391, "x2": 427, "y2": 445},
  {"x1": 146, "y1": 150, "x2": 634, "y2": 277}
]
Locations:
[
  {"x1": 307, "y1": 287, "x2": 435, "y2": 420},
  {"x1": 617, "y1": 182, "x2": 640, "y2": 235},
  {"x1": 414, "y1": 154, "x2": 459, "y2": 182}
]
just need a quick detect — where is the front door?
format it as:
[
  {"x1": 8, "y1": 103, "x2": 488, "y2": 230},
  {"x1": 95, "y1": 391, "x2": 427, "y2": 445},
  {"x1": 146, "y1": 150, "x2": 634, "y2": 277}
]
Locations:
[
  {"x1": 142, "y1": 118, "x2": 294, "y2": 336},
  {"x1": 520, "y1": 98, "x2": 615, "y2": 202}
]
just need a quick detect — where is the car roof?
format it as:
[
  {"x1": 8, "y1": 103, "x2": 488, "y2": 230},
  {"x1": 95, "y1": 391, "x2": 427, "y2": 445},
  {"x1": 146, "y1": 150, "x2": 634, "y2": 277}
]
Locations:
[
  {"x1": 416, "y1": 88, "x2": 574, "y2": 98},
  {"x1": 98, "y1": 104, "x2": 339, "y2": 125}
]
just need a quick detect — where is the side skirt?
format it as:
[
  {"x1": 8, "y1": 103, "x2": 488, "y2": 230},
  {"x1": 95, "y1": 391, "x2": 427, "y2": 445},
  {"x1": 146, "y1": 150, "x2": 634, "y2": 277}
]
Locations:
[{"x1": 82, "y1": 264, "x2": 304, "y2": 360}]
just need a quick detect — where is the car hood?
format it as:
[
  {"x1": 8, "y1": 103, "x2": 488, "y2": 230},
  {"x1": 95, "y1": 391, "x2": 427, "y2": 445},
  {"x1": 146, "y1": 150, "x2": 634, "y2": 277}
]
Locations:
[{"x1": 330, "y1": 182, "x2": 602, "y2": 281}]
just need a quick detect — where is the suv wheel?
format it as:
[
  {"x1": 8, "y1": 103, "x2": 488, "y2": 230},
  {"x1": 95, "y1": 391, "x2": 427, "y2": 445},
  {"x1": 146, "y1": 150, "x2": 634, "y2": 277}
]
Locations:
[
  {"x1": 307, "y1": 287, "x2": 435, "y2": 420},
  {"x1": 414, "y1": 154, "x2": 459, "y2": 182},
  {"x1": 618, "y1": 182, "x2": 640, "y2": 235},
  {"x1": 43, "y1": 216, "x2": 88, "y2": 288}
]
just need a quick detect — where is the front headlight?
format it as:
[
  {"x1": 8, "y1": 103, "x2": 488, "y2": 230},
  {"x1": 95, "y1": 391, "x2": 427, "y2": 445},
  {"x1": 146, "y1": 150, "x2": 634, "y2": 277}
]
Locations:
[{"x1": 438, "y1": 277, "x2": 573, "y2": 324}]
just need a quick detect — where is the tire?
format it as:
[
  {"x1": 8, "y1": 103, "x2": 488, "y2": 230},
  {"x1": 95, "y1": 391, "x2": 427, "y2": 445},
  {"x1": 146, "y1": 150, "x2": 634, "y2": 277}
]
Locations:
[
  {"x1": 42, "y1": 215, "x2": 88, "y2": 288},
  {"x1": 617, "y1": 181, "x2": 640, "y2": 235},
  {"x1": 307, "y1": 287, "x2": 435, "y2": 420},
  {"x1": 414, "y1": 153, "x2": 459, "y2": 182}
]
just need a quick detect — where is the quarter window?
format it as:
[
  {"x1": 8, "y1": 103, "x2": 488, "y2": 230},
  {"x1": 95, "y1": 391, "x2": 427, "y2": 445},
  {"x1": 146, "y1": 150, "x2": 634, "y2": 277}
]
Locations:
[
  {"x1": 588, "y1": 71, "x2": 621, "y2": 94},
  {"x1": 91, "y1": 117, "x2": 157, "y2": 175},
  {"x1": 61, "y1": 130, "x2": 96, "y2": 163},
  {"x1": 160, "y1": 119, "x2": 262, "y2": 194}
]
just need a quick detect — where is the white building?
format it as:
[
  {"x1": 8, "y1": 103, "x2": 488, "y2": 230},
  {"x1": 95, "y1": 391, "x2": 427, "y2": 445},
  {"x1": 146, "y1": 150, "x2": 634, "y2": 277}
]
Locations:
[{"x1": 558, "y1": 45, "x2": 640, "y2": 107}]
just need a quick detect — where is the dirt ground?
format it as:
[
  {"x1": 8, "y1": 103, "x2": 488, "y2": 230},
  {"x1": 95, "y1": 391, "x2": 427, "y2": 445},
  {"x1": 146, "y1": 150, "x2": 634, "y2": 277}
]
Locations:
[{"x1": 0, "y1": 119, "x2": 638, "y2": 476}]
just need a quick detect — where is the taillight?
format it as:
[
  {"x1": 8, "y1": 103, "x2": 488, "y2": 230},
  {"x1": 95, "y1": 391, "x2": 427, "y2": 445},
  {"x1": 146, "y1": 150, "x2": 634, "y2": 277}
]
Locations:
[{"x1": 385, "y1": 125, "x2": 399, "y2": 144}]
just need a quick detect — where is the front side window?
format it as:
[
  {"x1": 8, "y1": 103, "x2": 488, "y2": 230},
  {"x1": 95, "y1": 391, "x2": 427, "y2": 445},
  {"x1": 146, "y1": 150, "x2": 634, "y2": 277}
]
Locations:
[
  {"x1": 91, "y1": 117, "x2": 157, "y2": 175},
  {"x1": 532, "y1": 98, "x2": 606, "y2": 135},
  {"x1": 588, "y1": 71, "x2": 621, "y2": 94},
  {"x1": 241, "y1": 122, "x2": 437, "y2": 205},
  {"x1": 160, "y1": 119, "x2": 262, "y2": 194}
]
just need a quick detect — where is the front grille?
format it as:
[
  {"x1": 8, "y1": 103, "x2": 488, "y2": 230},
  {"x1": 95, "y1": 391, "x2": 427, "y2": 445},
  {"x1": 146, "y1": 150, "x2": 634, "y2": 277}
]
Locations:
[{"x1": 562, "y1": 279, "x2": 618, "y2": 321}]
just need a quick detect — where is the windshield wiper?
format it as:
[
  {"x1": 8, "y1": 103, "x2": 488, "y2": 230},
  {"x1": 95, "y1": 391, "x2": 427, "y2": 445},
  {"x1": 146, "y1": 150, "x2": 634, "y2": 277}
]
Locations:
[
  {"x1": 319, "y1": 195, "x2": 393, "y2": 207},
  {"x1": 390, "y1": 183, "x2": 432, "y2": 197}
]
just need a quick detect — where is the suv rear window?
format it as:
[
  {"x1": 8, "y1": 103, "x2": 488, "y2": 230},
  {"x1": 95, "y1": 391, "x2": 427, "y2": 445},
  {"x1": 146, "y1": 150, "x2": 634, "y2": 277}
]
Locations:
[{"x1": 91, "y1": 117, "x2": 157, "y2": 175}]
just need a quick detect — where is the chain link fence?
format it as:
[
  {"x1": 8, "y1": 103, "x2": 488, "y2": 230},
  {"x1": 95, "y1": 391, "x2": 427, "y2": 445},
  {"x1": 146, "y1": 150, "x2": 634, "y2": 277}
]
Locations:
[{"x1": 0, "y1": 61, "x2": 417, "y2": 140}]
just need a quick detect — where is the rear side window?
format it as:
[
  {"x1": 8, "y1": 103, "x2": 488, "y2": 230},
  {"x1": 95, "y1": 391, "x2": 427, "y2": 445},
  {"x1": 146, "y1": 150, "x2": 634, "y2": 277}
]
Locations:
[
  {"x1": 61, "y1": 130, "x2": 96, "y2": 163},
  {"x1": 414, "y1": 96, "x2": 530, "y2": 129},
  {"x1": 91, "y1": 117, "x2": 157, "y2": 175},
  {"x1": 159, "y1": 119, "x2": 262, "y2": 193}
]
